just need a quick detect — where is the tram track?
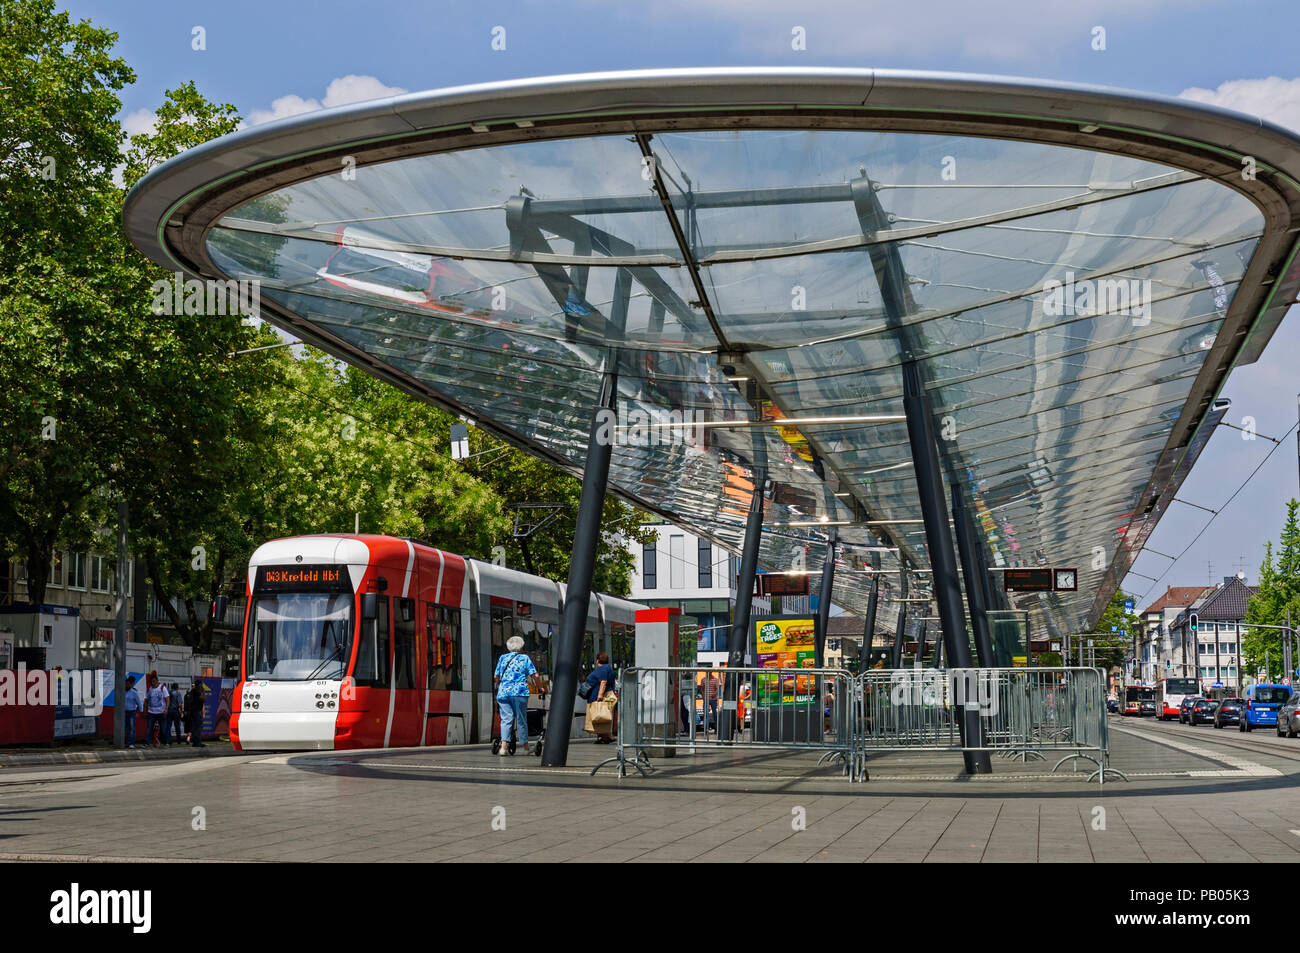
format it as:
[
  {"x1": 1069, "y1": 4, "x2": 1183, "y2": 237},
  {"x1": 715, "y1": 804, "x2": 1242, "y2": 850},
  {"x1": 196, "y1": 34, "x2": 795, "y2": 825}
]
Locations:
[{"x1": 1111, "y1": 715, "x2": 1300, "y2": 768}]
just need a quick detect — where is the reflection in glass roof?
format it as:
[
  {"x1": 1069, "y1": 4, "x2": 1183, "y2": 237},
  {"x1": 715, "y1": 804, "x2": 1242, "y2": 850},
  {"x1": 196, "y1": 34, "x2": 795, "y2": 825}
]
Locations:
[{"x1": 123, "y1": 67, "x2": 1300, "y2": 640}]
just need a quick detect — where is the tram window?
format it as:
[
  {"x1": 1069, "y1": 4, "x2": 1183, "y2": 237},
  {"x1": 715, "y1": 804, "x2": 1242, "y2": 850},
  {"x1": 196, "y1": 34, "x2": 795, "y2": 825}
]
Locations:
[
  {"x1": 610, "y1": 622, "x2": 634, "y2": 670},
  {"x1": 518, "y1": 619, "x2": 549, "y2": 678},
  {"x1": 490, "y1": 604, "x2": 514, "y2": 670},
  {"x1": 394, "y1": 598, "x2": 416, "y2": 690},
  {"x1": 354, "y1": 596, "x2": 390, "y2": 688},
  {"x1": 427, "y1": 604, "x2": 460, "y2": 691},
  {"x1": 582, "y1": 629, "x2": 597, "y2": 675}
]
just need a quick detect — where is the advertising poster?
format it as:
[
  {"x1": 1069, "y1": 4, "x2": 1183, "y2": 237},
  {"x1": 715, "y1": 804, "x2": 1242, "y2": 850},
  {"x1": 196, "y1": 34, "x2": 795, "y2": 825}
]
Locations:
[{"x1": 753, "y1": 617, "x2": 817, "y2": 704}]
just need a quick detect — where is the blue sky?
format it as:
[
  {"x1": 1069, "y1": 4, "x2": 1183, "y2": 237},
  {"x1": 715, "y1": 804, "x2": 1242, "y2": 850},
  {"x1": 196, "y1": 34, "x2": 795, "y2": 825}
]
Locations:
[{"x1": 67, "y1": 0, "x2": 1300, "y2": 611}]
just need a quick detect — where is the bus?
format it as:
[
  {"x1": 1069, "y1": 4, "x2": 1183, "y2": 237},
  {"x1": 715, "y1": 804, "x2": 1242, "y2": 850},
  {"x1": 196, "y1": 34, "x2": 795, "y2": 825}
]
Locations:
[
  {"x1": 1159, "y1": 677, "x2": 1200, "y2": 720},
  {"x1": 232, "y1": 534, "x2": 642, "y2": 751},
  {"x1": 1123, "y1": 685, "x2": 1157, "y2": 716}
]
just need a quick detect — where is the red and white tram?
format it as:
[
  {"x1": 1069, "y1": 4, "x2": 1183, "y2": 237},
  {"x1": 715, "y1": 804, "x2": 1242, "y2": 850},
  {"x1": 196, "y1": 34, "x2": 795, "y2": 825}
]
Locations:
[{"x1": 232, "y1": 534, "x2": 641, "y2": 751}]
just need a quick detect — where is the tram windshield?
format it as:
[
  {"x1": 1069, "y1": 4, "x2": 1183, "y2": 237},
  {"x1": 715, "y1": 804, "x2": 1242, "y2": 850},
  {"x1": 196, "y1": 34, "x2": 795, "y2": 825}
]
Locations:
[{"x1": 246, "y1": 592, "x2": 353, "y2": 680}]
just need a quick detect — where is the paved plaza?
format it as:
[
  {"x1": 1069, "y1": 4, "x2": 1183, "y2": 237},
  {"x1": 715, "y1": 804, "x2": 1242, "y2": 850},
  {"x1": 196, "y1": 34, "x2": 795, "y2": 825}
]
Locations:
[{"x1": 4, "y1": 717, "x2": 1300, "y2": 863}]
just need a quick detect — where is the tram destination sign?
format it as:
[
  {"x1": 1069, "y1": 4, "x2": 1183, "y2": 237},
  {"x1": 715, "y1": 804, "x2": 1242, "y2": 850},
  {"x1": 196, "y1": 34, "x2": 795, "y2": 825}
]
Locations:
[
  {"x1": 255, "y1": 564, "x2": 350, "y2": 593},
  {"x1": 1003, "y1": 567, "x2": 1078, "y2": 593}
]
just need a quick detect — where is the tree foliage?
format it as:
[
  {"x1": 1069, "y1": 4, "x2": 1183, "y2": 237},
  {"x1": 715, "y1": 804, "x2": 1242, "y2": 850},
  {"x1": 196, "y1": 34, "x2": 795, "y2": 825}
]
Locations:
[
  {"x1": 1089, "y1": 588, "x2": 1141, "y2": 672},
  {"x1": 1243, "y1": 500, "x2": 1300, "y2": 681},
  {"x1": 0, "y1": 0, "x2": 654, "y2": 654}
]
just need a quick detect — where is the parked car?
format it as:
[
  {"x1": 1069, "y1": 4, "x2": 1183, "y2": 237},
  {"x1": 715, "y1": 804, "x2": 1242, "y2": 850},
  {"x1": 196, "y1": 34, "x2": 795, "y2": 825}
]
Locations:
[
  {"x1": 1107, "y1": 697, "x2": 1119, "y2": 714},
  {"x1": 1213, "y1": 697, "x2": 1243, "y2": 728},
  {"x1": 1276, "y1": 692, "x2": 1300, "y2": 738},
  {"x1": 1190, "y1": 698, "x2": 1219, "y2": 725},
  {"x1": 1241, "y1": 683, "x2": 1291, "y2": 732},
  {"x1": 1179, "y1": 696, "x2": 1201, "y2": 724}
]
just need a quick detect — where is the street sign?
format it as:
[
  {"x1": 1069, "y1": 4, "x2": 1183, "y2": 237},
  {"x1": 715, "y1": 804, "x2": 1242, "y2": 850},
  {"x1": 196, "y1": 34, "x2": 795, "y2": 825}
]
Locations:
[
  {"x1": 1110, "y1": 625, "x2": 1117, "y2": 632},
  {"x1": 1124, "y1": 599, "x2": 1134, "y2": 611},
  {"x1": 450, "y1": 423, "x2": 470, "y2": 460}
]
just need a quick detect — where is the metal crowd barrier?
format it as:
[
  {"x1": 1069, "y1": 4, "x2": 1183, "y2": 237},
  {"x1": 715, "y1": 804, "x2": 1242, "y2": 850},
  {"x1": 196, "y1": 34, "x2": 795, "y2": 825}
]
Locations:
[
  {"x1": 591, "y1": 666, "x2": 858, "y2": 779},
  {"x1": 857, "y1": 666, "x2": 1124, "y2": 785},
  {"x1": 590, "y1": 665, "x2": 1122, "y2": 786}
]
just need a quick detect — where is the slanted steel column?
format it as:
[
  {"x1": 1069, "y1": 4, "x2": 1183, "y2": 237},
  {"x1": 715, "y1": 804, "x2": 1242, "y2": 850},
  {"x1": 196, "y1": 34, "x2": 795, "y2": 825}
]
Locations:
[
  {"x1": 952, "y1": 486, "x2": 994, "y2": 668},
  {"x1": 541, "y1": 369, "x2": 618, "y2": 767},
  {"x1": 814, "y1": 529, "x2": 837, "y2": 668},
  {"x1": 863, "y1": 552, "x2": 881, "y2": 666},
  {"x1": 902, "y1": 360, "x2": 990, "y2": 774},
  {"x1": 722, "y1": 467, "x2": 765, "y2": 740},
  {"x1": 891, "y1": 565, "x2": 909, "y2": 667}
]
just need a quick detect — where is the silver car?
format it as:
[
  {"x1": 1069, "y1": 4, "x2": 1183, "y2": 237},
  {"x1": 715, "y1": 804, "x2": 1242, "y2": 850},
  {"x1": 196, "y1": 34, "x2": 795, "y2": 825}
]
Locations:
[{"x1": 1277, "y1": 692, "x2": 1300, "y2": 738}]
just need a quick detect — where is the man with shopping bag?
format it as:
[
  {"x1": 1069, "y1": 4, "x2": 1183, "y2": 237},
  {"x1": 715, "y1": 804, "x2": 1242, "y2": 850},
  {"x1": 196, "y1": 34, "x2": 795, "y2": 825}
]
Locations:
[{"x1": 582, "y1": 652, "x2": 618, "y2": 743}]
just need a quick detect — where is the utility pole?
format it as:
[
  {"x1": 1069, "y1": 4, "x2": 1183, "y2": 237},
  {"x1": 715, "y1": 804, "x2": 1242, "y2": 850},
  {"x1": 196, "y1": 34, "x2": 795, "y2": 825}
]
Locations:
[{"x1": 1286, "y1": 607, "x2": 1294, "y2": 688}]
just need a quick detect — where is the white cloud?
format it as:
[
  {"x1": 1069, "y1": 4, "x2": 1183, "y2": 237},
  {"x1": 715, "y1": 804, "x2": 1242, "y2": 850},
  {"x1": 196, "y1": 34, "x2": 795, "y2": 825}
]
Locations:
[
  {"x1": 248, "y1": 75, "x2": 408, "y2": 126},
  {"x1": 1179, "y1": 76, "x2": 1300, "y2": 134},
  {"x1": 122, "y1": 107, "x2": 158, "y2": 139}
]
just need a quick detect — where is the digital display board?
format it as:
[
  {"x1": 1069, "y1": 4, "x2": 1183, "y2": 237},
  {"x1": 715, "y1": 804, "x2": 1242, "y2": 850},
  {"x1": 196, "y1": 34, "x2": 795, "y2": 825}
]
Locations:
[
  {"x1": 761, "y1": 573, "x2": 810, "y2": 597},
  {"x1": 255, "y1": 565, "x2": 349, "y2": 592},
  {"x1": 1003, "y1": 568, "x2": 1054, "y2": 591}
]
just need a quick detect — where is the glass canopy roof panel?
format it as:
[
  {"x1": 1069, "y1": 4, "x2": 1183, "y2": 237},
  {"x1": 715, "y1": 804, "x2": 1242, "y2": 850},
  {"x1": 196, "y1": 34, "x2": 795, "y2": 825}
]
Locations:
[
  {"x1": 745, "y1": 234, "x2": 1255, "y2": 423},
  {"x1": 207, "y1": 227, "x2": 719, "y2": 352},
  {"x1": 697, "y1": 184, "x2": 1261, "y2": 351},
  {"x1": 187, "y1": 107, "x2": 1288, "y2": 633},
  {"x1": 221, "y1": 135, "x2": 683, "y2": 264},
  {"x1": 649, "y1": 130, "x2": 1184, "y2": 258}
]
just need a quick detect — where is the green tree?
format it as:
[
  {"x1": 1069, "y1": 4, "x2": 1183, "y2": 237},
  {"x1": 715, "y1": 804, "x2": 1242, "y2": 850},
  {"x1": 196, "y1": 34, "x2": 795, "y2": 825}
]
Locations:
[
  {"x1": 1243, "y1": 501, "x2": 1300, "y2": 681},
  {"x1": 1089, "y1": 588, "x2": 1141, "y2": 671},
  {"x1": 0, "y1": 0, "x2": 136, "y2": 605}
]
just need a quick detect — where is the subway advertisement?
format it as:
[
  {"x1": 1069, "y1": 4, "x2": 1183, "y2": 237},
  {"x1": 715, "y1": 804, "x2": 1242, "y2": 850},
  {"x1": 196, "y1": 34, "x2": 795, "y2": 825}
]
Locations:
[{"x1": 753, "y1": 616, "x2": 817, "y2": 704}]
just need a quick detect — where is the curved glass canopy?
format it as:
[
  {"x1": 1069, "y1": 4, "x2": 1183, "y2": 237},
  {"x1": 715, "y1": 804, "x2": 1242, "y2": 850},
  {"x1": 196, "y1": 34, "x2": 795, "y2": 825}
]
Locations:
[{"x1": 124, "y1": 70, "x2": 1300, "y2": 639}]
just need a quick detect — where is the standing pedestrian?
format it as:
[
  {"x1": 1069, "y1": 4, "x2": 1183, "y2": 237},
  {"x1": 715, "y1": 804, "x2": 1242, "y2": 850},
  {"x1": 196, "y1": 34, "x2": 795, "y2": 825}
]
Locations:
[
  {"x1": 144, "y1": 673, "x2": 169, "y2": 747},
  {"x1": 185, "y1": 681, "x2": 207, "y2": 747},
  {"x1": 493, "y1": 637, "x2": 540, "y2": 755},
  {"x1": 123, "y1": 676, "x2": 141, "y2": 749},
  {"x1": 582, "y1": 652, "x2": 618, "y2": 743},
  {"x1": 165, "y1": 683, "x2": 184, "y2": 744},
  {"x1": 702, "y1": 669, "x2": 720, "y2": 730}
]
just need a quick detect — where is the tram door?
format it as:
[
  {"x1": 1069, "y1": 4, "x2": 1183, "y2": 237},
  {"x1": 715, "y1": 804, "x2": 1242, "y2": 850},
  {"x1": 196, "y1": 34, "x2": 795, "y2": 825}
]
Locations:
[{"x1": 388, "y1": 595, "x2": 422, "y2": 746}]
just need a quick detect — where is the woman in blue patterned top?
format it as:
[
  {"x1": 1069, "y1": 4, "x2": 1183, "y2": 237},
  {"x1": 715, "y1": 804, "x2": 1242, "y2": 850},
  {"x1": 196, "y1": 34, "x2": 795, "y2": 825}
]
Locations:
[{"x1": 493, "y1": 636, "x2": 541, "y2": 755}]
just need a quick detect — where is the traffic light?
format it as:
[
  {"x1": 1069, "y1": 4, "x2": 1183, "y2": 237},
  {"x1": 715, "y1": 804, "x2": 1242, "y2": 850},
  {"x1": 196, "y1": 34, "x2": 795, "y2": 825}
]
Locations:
[{"x1": 1189, "y1": 612, "x2": 1198, "y2": 634}]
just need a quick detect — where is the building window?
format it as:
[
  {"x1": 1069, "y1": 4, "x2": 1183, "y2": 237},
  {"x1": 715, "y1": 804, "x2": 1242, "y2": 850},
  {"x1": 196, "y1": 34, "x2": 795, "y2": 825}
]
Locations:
[
  {"x1": 47, "y1": 552, "x2": 64, "y2": 589},
  {"x1": 698, "y1": 538, "x2": 712, "y2": 589},
  {"x1": 67, "y1": 553, "x2": 88, "y2": 591},
  {"x1": 729, "y1": 554, "x2": 738, "y2": 590},
  {"x1": 669, "y1": 535, "x2": 684, "y2": 589},
  {"x1": 91, "y1": 555, "x2": 113, "y2": 593},
  {"x1": 642, "y1": 543, "x2": 657, "y2": 590}
]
